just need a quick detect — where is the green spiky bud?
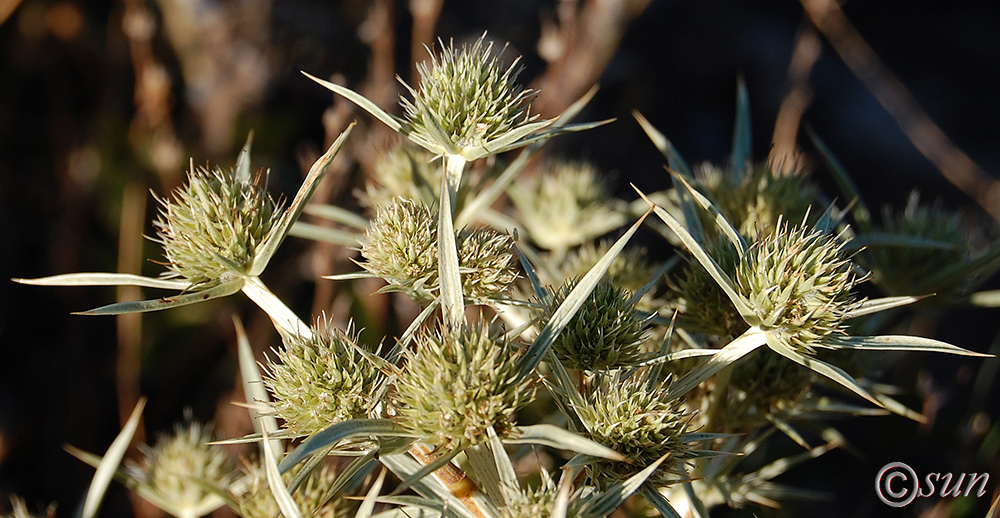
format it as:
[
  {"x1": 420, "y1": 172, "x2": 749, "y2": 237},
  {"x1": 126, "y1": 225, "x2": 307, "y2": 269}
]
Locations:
[
  {"x1": 136, "y1": 421, "x2": 233, "y2": 516},
  {"x1": 152, "y1": 165, "x2": 279, "y2": 287},
  {"x1": 395, "y1": 323, "x2": 532, "y2": 449},
  {"x1": 401, "y1": 35, "x2": 536, "y2": 157},
  {"x1": 500, "y1": 485, "x2": 559, "y2": 518},
  {"x1": 509, "y1": 161, "x2": 626, "y2": 253},
  {"x1": 574, "y1": 375, "x2": 692, "y2": 488},
  {"x1": 738, "y1": 221, "x2": 859, "y2": 355},
  {"x1": 263, "y1": 317, "x2": 384, "y2": 436},
  {"x1": 540, "y1": 278, "x2": 650, "y2": 371},
  {"x1": 236, "y1": 460, "x2": 352, "y2": 518},
  {"x1": 360, "y1": 197, "x2": 518, "y2": 304}
]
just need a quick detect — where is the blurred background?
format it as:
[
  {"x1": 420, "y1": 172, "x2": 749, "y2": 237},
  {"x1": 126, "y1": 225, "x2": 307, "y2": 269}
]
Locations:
[{"x1": 1, "y1": 0, "x2": 999, "y2": 517}]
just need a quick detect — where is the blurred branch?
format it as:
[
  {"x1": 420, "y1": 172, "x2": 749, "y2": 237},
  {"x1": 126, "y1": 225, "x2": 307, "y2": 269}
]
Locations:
[
  {"x1": 801, "y1": 0, "x2": 1000, "y2": 221},
  {"x1": 155, "y1": 0, "x2": 273, "y2": 157},
  {"x1": 409, "y1": 0, "x2": 444, "y2": 82},
  {"x1": 0, "y1": 0, "x2": 22, "y2": 25},
  {"x1": 769, "y1": 21, "x2": 821, "y2": 175},
  {"x1": 533, "y1": 0, "x2": 652, "y2": 118}
]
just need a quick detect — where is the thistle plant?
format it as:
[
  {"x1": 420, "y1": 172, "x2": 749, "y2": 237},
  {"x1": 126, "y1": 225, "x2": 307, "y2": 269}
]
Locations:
[
  {"x1": 263, "y1": 317, "x2": 385, "y2": 436},
  {"x1": 16, "y1": 27, "x2": 999, "y2": 518},
  {"x1": 395, "y1": 322, "x2": 532, "y2": 449}
]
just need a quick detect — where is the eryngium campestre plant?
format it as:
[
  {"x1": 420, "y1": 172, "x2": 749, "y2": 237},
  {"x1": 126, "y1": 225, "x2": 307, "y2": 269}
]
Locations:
[
  {"x1": 152, "y1": 165, "x2": 278, "y2": 287},
  {"x1": 359, "y1": 144, "x2": 442, "y2": 209},
  {"x1": 263, "y1": 317, "x2": 384, "y2": 436},
  {"x1": 737, "y1": 220, "x2": 859, "y2": 355},
  {"x1": 541, "y1": 278, "x2": 650, "y2": 371},
  {"x1": 402, "y1": 35, "x2": 536, "y2": 155},
  {"x1": 236, "y1": 461, "x2": 352, "y2": 518},
  {"x1": 725, "y1": 348, "x2": 814, "y2": 430},
  {"x1": 395, "y1": 323, "x2": 532, "y2": 449},
  {"x1": 135, "y1": 421, "x2": 233, "y2": 517},
  {"x1": 360, "y1": 197, "x2": 517, "y2": 304},
  {"x1": 574, "y1": 375, "x2": 693, "y2": 488}
]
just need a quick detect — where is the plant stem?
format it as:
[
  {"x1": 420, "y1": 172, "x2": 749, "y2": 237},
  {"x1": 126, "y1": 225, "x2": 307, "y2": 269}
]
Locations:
[
  {"x1": 439, "y1": 154, "x2": 467, "y2": 329},
  {"x1": 241, "y1": 275, "x2": 311, "y2": 338}
]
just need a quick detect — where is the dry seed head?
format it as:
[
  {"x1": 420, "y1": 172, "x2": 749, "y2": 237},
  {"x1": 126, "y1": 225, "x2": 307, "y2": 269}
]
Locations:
[
  {"x1": 263, "y1": 317, "x2": 384, "y2": 436},
  {"x1": 360, "y1": 197, "x2": 517, "y2": 304},
  {"x1": 575, "y1": 376, "x2": 692, "y2": 488},
  {"x1": 395, "y1": 323, "x2": 532, "y2": 449},
  {"x1": 236, "y1": 460, "x2": 351, "y2": 518},
  {"x1": 738, "y1": 221, "x2": 859, "y2": 355},
  {"x1": 402, "y1": 35, "x2": 536, "y2": 155},
  {"x1": 509, "y1": 161, "x2": 627, "y2": 252},
  {"x1": 540, "y1": 278, "x2": 650, "y2": 371},
  {"x1": 138, "y1": 421, "x2": 233, "y2": 514},
  {"x1": 153, "y1": 165, "x2": 278, "y2": 287}
]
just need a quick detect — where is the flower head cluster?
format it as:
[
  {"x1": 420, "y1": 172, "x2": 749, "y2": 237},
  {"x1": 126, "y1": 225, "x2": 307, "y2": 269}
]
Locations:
[
  {"x1": 263, "y1": 317, "x2": 384, "y2": 436},
  {"x1": 737, "y1": 222, "x2": 859, "y2": 355},
  {"x1": 152, "y1": 165, "x2": 279, "y2": 287},
  {"x1": 540, "y1": 278, "x2": 650, "y2": 371},
  {"x1": 135, "y1": 421, "x2": 233, "y2": 516},
  {"x1": 726, "y1": 348, "x2": 815, "y2": 429},
  {"x1": 360, "y1": 197, "x2": 518, "y2": 304},
  {"x1": 402, "y1": 35, "x2": 536, "y2": 157},
  {"x1": 574, "y1": 375, "x2": 693, "y2": 488},
  {"x1": 236, "y1": 460, "x2": 351, "y2": 518},
  {"x1": 509, "y1": 161, "x2": 626, "y2": 253},
  {"x1": 395, "y1": 323, "x2": 532, "y2": 449}
]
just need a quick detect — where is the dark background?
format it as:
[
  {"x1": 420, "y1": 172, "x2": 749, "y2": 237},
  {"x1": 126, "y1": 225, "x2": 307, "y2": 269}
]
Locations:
[{"x1": 1, "y1": 0, "x2": 999, "y2": 517}]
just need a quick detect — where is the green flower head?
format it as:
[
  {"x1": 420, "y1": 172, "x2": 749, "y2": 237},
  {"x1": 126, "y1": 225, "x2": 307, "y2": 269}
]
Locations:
[
  {"x1": 574, "y1": 375, "x2": 693, "y2": 488},
  {"x1": 509, "y1": 160, "x2": 627, "y2": 254},
  {"x1": 738, "y1": 221, "x2": 859, "y2": 355},
  {"x1": 236, "y1": 459, "x2": 352, "y2": 518},
  {"x1": 152, "y1": 165, "x2": 279, "y2": 287},
  {"x1": 540, "y1": 278, "x2": 650, "y2": 371},
  {"x1": 395, "y1": 322, "x2": 532, "y2": 449},
  {"x1": 135, "y1": 420, "x2": 233, "y2": 517},
  {"x1": 360, "y1": 197, "x2": 518, "y2": 304},
  {"x1": 264, "y1": 316, "x2": 385, "y2": 436},
  {"x1": 402, "y1": 34, "x2": 538, "y2": 158}
]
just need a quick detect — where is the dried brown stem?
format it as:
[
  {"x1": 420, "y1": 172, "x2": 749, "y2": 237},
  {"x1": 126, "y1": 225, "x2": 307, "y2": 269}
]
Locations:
[
  {"x1": 770, "y1": 21, "x2": 822, "y2": 175},
  {"x1": 801, "y1": 0, "x2": 1000, "y2": 220}
]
